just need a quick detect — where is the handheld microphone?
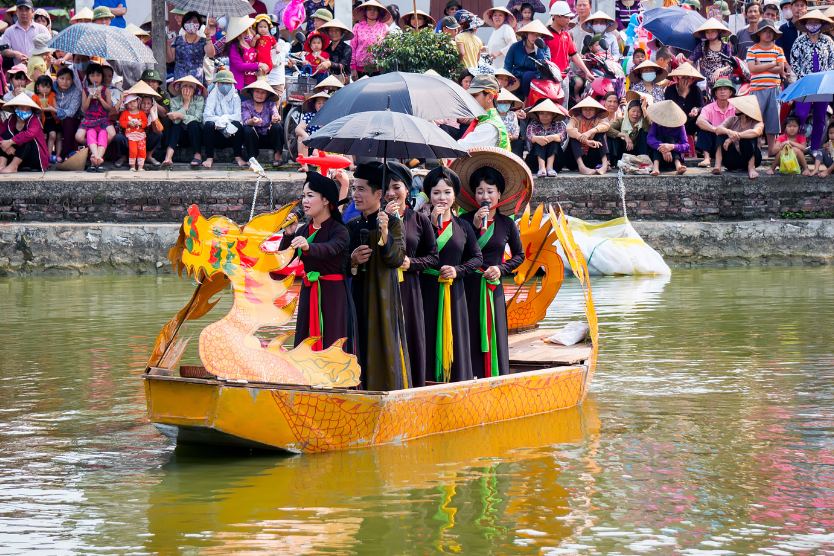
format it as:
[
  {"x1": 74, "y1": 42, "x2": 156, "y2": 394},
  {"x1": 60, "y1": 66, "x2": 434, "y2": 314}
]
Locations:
[
  {"x1": 359, "y1": 229, "x2": 370, "y2": 272},
  {"x1": 534, "y1": 38, "x2": 545, "y2": 50},
  {"x1": 480, "y1": 201, "x2": 490, "y2": 232}
]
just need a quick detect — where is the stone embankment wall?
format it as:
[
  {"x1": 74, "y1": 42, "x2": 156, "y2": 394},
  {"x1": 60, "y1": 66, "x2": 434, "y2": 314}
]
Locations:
[
  {"x1": 2, "y1": 220, "x2": 831, "y2": 275},
  {"x1": 0, "y1": 173, "x2": 831, "y2": 223}
]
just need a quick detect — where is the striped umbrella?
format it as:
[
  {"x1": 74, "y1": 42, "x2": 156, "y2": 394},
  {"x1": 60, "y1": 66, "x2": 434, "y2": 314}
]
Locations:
[
  {"x1": 167, "y1": 0, "x2": 254, "y2": 18},
  {"x1": 47, "y1": 23, "x2": 155, "y2": 64}
]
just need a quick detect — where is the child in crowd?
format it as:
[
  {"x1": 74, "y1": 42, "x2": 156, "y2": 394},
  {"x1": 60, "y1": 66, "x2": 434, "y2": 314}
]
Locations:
[
  {"x1": 515, "y1": 3, "x2": 534, "y2": 30},
  {"x1": 813, "y1": 122, "x2": 834, "y2": 177},
  {"x1": 295, "y1": 91, "x2": 329, "y2": 171},
  {"x1": 34, "y1": 75, "x2": 61, "y2": 164},
  {"x1": 767, "y1": 115, "x2": 809, "y2": 175},
  {"x1": 253, "y1": 14, "x2": 277, "y2": 73},
  {"x1": 119, "y1": 94, "x2": 148, "y2": 172},
  {"x1": 647, "y1": 100, "x2": 690, "y2": 175},
  {"x1": 77, "y1": 64, "x2": 114, "y2": 172},
  {"x1": 494, "y1": 68, "x2": 519, "y2": 92},
  {"x1": 526, "y1": 99, "x2": 568, "y2": 176},
  {"x1": 3, "y1": 65, "x2": 34, "y2": 104},
  {"x1": 654, "y1": 47, "x2": 675, "y2": 75},
  {"x1": 713, "y1": 96, "x2": 764, "y2": 179},
  {"x1": 53, "y1": 67, "x2": 81, "y2": 160},
  {"x1": 304, "y1": 32, "x2": 331, "y2": 76},
  {"x1": 746, "y1": 19, "x2": 785, "y2": 156},
  {"x1": 625, "y1": 47, "x2": 646, "y2": 79},
  {"x1": 455, "y1": 11, "x2": 484, "y2": 69},
  {"x1": 496, "y1": 88, "x2": 524, "y2": 159},
  {"x1": 566, "y1": 97, "x2": 611, "y2": 175}
]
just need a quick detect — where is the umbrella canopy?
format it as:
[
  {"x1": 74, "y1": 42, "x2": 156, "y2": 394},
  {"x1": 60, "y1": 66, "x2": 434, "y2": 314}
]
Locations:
[
  {"x1": 47, "y1": 23, "x2": 155, "y2": 63},
  {"x1": 641, "y1": 7, "x2": 708, "y2": 52},
  {"x1": 778, "y1": 70, "x2": 834, "y2": 103},
  {"x1": 309, "y1": 71, "x2": 486, "y2": 128},
  {"x1": 167, "y1": 0, "x2": 254, "y2": 18},
  {"x1": 304, "y1": 110, "x2": 467, "y2": 159}
]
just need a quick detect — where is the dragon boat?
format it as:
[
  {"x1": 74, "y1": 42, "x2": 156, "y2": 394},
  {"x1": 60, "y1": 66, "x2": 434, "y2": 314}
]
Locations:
[{"x1": 143, "y1": 202, "x2": 599, "y2": 454}]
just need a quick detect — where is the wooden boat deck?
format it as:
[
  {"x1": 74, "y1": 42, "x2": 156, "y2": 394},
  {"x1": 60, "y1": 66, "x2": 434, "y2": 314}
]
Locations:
[{"x1": 508, "y1": 329, "x2": 593, "y2": 367}]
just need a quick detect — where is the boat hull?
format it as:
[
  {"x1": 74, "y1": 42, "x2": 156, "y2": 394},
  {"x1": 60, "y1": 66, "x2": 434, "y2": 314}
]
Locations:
[{"x1": 144, "y1": 363, "x2": 590, "y2": 454}]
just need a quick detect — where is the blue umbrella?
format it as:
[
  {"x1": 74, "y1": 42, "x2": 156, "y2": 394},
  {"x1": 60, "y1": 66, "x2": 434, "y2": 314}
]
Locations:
[
  {"x1": 641, "y1": 7, "x2": 708, "y2": 52},
  {"x1": 778, "y1": 70, "x2": 834, "y2": 103},
  {"x1": 47, "y1": 23, "x2": 155, "y2": 63}
]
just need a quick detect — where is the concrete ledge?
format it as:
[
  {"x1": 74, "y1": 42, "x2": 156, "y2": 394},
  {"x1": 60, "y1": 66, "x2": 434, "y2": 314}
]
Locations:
[{"x1": 1, "y1": 219, "x2": 831, "y2": 276}]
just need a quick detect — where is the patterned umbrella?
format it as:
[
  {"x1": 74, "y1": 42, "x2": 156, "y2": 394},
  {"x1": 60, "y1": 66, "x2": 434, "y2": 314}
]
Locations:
[
  {"x1": 167, "y1": 0, "x2": 254, "y2": 18},
  {"x1": 47, "y1": 23, "x2": 155, "y2": 63}
]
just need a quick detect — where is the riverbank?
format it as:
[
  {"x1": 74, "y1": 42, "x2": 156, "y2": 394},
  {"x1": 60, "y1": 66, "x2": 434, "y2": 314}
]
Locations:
[
  {"x1": 1, "y1": 167, "x2": 831, "y2": 222},
  {"x1": 2, "y1": 219, "x2": 831, "y2": 275}
]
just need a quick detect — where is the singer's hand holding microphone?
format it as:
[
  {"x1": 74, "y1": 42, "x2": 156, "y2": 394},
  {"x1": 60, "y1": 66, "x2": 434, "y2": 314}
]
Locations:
[{"x1": 474, "y1": 201, "x2": 490, "y2": 231}]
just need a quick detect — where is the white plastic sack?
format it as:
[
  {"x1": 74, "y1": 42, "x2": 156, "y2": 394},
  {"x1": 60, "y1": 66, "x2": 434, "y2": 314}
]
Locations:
[
  {"x1": 554, "y1": 216, "x2": 671, "y2": 276},
  {"x1": 546, "y1": 322, "x2": 590, "y2": 346}
]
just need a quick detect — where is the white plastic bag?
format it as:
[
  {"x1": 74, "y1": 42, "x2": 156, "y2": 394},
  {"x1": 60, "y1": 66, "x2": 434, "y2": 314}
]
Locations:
[{"x1": 546, "y1": 322, "x2": 590, "y2": 346}]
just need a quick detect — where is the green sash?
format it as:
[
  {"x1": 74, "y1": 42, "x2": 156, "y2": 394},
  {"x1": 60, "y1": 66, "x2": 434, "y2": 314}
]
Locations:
[
  {"x1": 299, "y1": 228, "x2": 318, "y2": 259},
  {"x1": 423, "y1": 219, "x2": 455, "y2": 382},
  {"x1": 477, "y1": 108, "x2": 510, "y2": 150},
  {"x1": 477, "y1": 220, "x2": 495, "y2": 250}
]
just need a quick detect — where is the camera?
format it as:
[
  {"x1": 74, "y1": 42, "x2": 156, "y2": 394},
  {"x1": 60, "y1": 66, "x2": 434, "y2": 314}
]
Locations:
[{"x1": 167, "y1": 31, "x2": 176, "y2": 40}]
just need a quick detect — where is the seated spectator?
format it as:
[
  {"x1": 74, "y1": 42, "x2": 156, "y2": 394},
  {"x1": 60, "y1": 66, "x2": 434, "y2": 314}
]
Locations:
[
  {"x1": 812, "y1": 121, "x2": 834, "y2": 177},
  {"x1": 26, "y1": 34, "x2": 53, "y2": 87},
  {"x1": 162, "y1": 76, "x2": 207, "y2": 168},
  {"x1": 601, "y1": 91, "x2": 622, "y2": 122},
  {"x1": 647, "y1": 100, "x2": 690, "y2": 175},
  {"x1": 664, "y1": 63, "x2": 704, "y2": 154},
  {"x1": 241, "y1": 80, "x2": 285, "y2": 167},
  {"x1": 607, "y1": 91, "x2": 651, "y2": 165},
  {"x1": 33, "y1": 75, "x2": 60, "y2": 163},
  {"x1": 767, "y1": 115, "x2": 809, "y2": 175},
  {"x1": 712, "y1": 95, "x2": 765, "y2": 179},
  {"x1": 629, "y1": 60, "x2": 667, "y2": 104},
  {"x1": 624, "y1": 47, "x2": 646, "y2": 77},
  {"x1": 457, "y1": 68, "x2": 473, "y2": 90},
  {"x1": 496, "y1": 88, "x2": 524, "y2": 159},
  {"x1": 202, "y1": 70, "x2": 244, "y2": 169},
  {"x1": 493, "y1": 68, "x2": 520, "y2": 93},
  {"x1": 53, "y1": 68, "x2": 81, "y2": 160},
  {"x1": 139, "y1": 69, "x2": 170, "y2": 118},
  {"x1": 695, "y1": 78, "x2": 735, "y2": 168},
  {"x1": 76, "y1": 63, "x2": 114, "y2": 172},
  {"x1": 504, "y1": 20, "x2": 552, "y2": 99},
  {"x1": 295, "y1": 90, "x2": 329, "y2": 171},
  {"x1": 526, "y1": 99, "x2": 568, "y2": 176},
  {"x1": 113, "y1": 95, "x2": 163, "y2": 167},
  {"x1": 313, "y1": 75, "x2": 345, "y2": 94},
  {"x1": 0, "y1": 93, "x2": 48, "y2": 174},
  {"x1": 566, "y1": 96, "x2": 611, "y2": 175}
]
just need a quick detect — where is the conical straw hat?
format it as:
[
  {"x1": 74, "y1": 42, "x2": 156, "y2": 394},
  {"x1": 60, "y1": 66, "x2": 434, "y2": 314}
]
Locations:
[
  {"x1": 693, "y1": 18, "x2": 732, "y2": 39},
  {"x1": 581, "y1": 11, "x2": 617, "y2": 34},
  {"x1": 497, "y1": 88, "x2": 523, "y2": 110},
  {"x1": 825, "y1": 5, "x2": 834, "y2": 20},
  {"x1": 353, "y1": 0, "x2": 393, "y2": 24},
  {"x1": 2, "y1": 93, "x2": 42, "y2": 113},
  {"x1": 668, "y1": 62, "x2": 704, "y2": 83},
  {"x1": 729, "y1": 95, "x2": 763, "y2": 122},
  {"x1": 399, "y1": 9, "x2": 436, "y2": 28},
  {"x1": 71, "y1": 6, "x2": 94, "y2": 21},
  {"x1": 450, "y1": 147, "x2": 534, "y2": 217},
  {"x1": 56, "y1": 147, "x2": 89, "y2": 171},
  {"x1": 516, "y1": 19, "x2": 554, "y2": 39},
  {"x1": 647, "y1": 100, "x2": 687, "y2": 127},
  {"x1": 314, "y1": 75, "x2": 346, "y2": 91},
  {"x1": 483, "y1": 6, "x2": 516, "y2": 28},
  {"x1": 532, "y1": 98, "x2": 571, "y2": 121},
  {"x1": 625, "y1": 89, "x2": 653, "y2": 105},
  {"x1": 126, "y1": 23, "x2": 150, "y2": 38},
  {"x1": 568, "y1": 96, "x2": 606, "y2": 117},
  {"x1": 319, "y1": 19, "x2": 354, "y2": 40},
  {"x1": 169, "y1": 75, "x2": 208, "y2": 97},
  {"x1": 241, "y1": 79, "x2": 280, "y2": 102},
  {"x1": 126, "y1": 80, "x2": 161, "y2": 99},
  {"x1": 226, "y1": 16, "x2": 255, "y2": 42},
  {"x1": 794, "y1": 9, "x2": 834, "y2": 33},
  {"x1": 631, "y1": 60, "x2": 668, "y2": 83},
  {"x1": 303, "y1": 91, "x2": 330, "y2": 112}
]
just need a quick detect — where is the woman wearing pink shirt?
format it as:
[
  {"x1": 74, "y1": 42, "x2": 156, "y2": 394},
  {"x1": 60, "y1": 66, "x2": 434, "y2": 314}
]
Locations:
[
  {"x1": 694, "y1": 79, "x2": 736, "y2": 168},
  {"x1": 350, "y1": 0, "x2": 390, "y2": 81},
  {"x1": 223, "y1": 16, "x2": 269, "y2": 90}
]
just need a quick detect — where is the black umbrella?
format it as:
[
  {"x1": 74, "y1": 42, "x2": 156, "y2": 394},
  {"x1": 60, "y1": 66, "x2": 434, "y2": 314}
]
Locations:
[
  {"x1": 309, "y1": 71, "x2": 486, "y2": 128},
  {"x1": 304, "y1": 110, "x2": 467, "y2": 159}
]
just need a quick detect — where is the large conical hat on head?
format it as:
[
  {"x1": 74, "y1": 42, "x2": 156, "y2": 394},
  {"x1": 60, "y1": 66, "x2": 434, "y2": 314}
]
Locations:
[
  {"x1": 668, "y1": 62, "x2": 704, "y2": 83},
  {"x1": 353, "y1": 0, "x2": 393, "y2": 24},
  {"x1": 581, "y1": 11, "x2": 617, "y2": 34},
  {"x1": 126, "y1": 79, "x2": 162, "y2": 99},
  {"x1": 529, "y1": 98, "x2": 570, "y2": 121},
  {"x1": 693, "y1": 18, "x2": 732, "y2": 39},
  {"x1": 516, "y1": 19, "x2": 554, "y2": 39},
  {"x1": 729, "y1": 95, "x2": 763, "y2": 121},
  {"x1": 71, "y1": 6, "x2": 94, "y2": 21},
  {"x1": 168, "y1": 75, "x2": 208, "y2": 97},
  {"x1": 496, "y1": 88, "x2": 523, "y2": 110},
  {"x1": 2, "y1": 93, "x2": 42, "y2": 113},
  {"x1": 450, "y1": 147, "x2": 535, "y2": 217},
  {"x1": 399, "y1": 9, "x2": 436, "y2": 28},
  {"x1": 794, "y1": 9, "x2": 834, "y2": 33},
  {"x1": 567, "y1": 96, "x2": 606, "y2": 117},
  {"x1": 319, "y1": 18, "x2": 354, "y2": 40},
  {"x1": 630, "y1": 59, "x2": 668, "y2": 83},
  {"x1": 483, "y1": 6, "x2": 516, "y2": 28},
  {"x1": 226, "y1": 16, "x2": 255, "y2": 42},
  {"x1": 647, "y1": 100, "x2": 687, "y2": 127},
  {"x1": 315, "y1": 75, "x2": 346, "y2": 91},
  {"x1": 126, "y1": 22, "x2": 150, "y2": 38},
  {"x1": 241, "y1": 79, "x2": 280, "y2": 103}
]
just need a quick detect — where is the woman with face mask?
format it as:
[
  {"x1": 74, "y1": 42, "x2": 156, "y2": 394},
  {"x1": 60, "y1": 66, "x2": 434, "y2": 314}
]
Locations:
[
  {"x1": 166, "y1": 11, "x2": 217, "y2": 85},
  {"x1": 629, "y1": 60, "x2": 667, "y2": 104},
  {"x1": 580, "y1": 12, "x2": 621, "y2": 61},
  {"x1": 0, "y1": 94, "x2": 49, "y2": 174},
  {"x1": 201, "y1": 70, "x2": 245, "y2": 169},
  {"x1": 790, "y1": 11, "x2": 834, "y2": 152}
]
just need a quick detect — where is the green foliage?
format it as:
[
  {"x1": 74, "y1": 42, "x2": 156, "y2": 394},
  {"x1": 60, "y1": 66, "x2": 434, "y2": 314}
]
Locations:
[
  {"x1": 780, "y1": 209, "x2": 833, "y2": 220},
  {"x1": 367, "y1": 28, "x2": 463, "y2": 79}
]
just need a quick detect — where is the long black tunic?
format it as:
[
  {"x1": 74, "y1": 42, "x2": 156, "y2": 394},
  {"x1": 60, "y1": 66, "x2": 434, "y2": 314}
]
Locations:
[
  {"x1": 399, "y1": 208, "x2": 440, "y2": 387},
  {"x1": 460, "y1": 212, "x2": 525, "y2": 378},
  {"x1": 420, "y1": 216, "x2": 483, "y2": 383},
  {"x1": 347, "y1": 211, "x2": 411, "y2": 391},
  {"x1": 278, "y1": 217, "x2": 356, "y2": 353}
]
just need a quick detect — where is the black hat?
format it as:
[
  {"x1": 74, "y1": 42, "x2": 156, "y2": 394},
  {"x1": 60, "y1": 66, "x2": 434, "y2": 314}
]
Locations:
[
  {"x1": 384, "y1": 161, "x2": 413, "y2": 190},
  {"x1": 354, "y1": 162, "x2": 385, "y2": 190},
  {"x1": 423, "y1": 166, "x2": 461, "y2": 196},
  {"x1": 304, "y1": 171, "x2": 344, "y2": 222},
  {"x1": 470, "y1": 166, "x2": 505, "y2": 194}
]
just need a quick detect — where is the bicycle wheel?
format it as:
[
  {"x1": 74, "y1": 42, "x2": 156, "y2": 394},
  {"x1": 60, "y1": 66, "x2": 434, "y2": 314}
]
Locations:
[{"x1": 284, "y1": 105, "x2": 302, "y2": 162}]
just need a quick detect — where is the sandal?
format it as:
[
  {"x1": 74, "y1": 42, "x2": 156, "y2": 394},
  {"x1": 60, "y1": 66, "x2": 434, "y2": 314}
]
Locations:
[
  {"x1": 547, "y1": 169, "x2": 558, "y2": 177},
  {"x1": 536, "y1": 169, "x2": 547, "y2": 177},
  {"x1": 97, "y1": 165, "x2": 105, "y2": 173},
  {"x1": 190, "y1": 158, "x2": 201, "y2": 167},
  {"x1": 87, "y1": 165, "x2": 96, "y2": 173}
]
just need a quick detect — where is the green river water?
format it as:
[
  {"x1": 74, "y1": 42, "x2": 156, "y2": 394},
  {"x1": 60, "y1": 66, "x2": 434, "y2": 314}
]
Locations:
[{"x1": 1, "y1": 267, "x2": 832, "y2": 555}]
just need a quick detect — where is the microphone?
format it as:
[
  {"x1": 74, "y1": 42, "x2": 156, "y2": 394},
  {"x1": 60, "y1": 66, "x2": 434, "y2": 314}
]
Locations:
[
  {"x1": 359, "y1": 229, "x2": 370, "y2": 272},
  {"x1": 534, "y1": 38, "x2": 545, "y2": 50},
  {"x1": 480, "y1": 201, "x2": 490, "y2": 232}
]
